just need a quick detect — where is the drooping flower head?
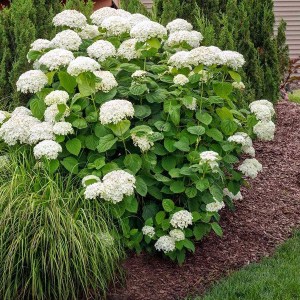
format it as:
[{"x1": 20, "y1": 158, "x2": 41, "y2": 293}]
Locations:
[
  {"x1": 53, "y1": 122, "x2": 74, "y2": 136},
  {"x1": 53, "y1": 10, "x2": 87, "y2": 28},
  {"x1": 154, "y1": 235, "x2": 175, "y2": 253},
  {"x1": 33, "y1": 140, "x2": 62, "y2": 160},
  {"x1": 169, "y1": 229, "x2": 185, "y2": 241},
  {"x1": 30, "y1": 39, "x2": 51, "y2": 51},
  {"x1": 16, "y1": 70, "x2": 48, "y2": 94},
  {"x1": 44, "y1": 90, "x2": 69, "y2": 106},
  {"x1": 238, "y1": 158, "x2": 263, "y2": 179},
  {"x1": 94, "y1": 71, "x2": 118, "y2": 93},
  {"x1": 206, "y1": 200, "x2": 225, "y2": 212},
  {"x1": 170, "y1": 210, "x2": 193, "y2": 229},
  {"x1": 142, "y1": 225, "x2": 155, "y2": 238},
  {"x1": 82, "y1": 175, "x2": 101, "y2": 187}
]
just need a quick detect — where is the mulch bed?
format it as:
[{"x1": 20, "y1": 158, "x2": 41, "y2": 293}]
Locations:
[{"x1": 109, "y1": 100, "x2": 300, "y2": 300}]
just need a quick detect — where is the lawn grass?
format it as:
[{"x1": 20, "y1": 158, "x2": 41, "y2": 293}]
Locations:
[
  {"x1": 194, "y1": 232, "x2": 300, "y2": 300},
  {"x1": 289, "y1": 89, "x2": 300, "y2": 104}
]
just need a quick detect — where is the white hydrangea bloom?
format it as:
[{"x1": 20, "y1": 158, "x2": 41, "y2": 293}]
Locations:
[
  {"x1": 99, "y1": 99, "x2": 134, "y2": 125},
  {"x1": 0, "y1": 111, "x2": 40, "y2": 146},
  {"x1": 51, "y1": 30, "x2": 82, "y2": 51},
  {"x1": 0, "y1": 111, "x2": 9, "y2": 124},
  {"x1": 33, "y1": 140, "x2": 62, "y2": 160},
  {"x1": 168, "y1": 51, "x2": 192, "y2": 69},
  {"x1": 169, "y1": 229, "x2": 185, "y2": 241},
  {"x1": 84, "y1": 182, "x2": 103, "y2": 200},
  {"x1": 44, "y1": 104, "x2": 70, "y2": 123},
  {"x1": 198, "y1": 70, "x2": 212, "y2": 83},
  {"x1": 94, "y1": 71, "x2": 118, "y2": 93},
  {"x1": 53, "y1": 10, "x2": 87, "y2": 28},
  {"x1": 82, "y1": 175, "x2": 101, "y2": 187},
  {"x1": 39, "y1": 48, "x2": 75, "y2": 71},
  {"x1": 79, "y1": 24, "x2": 100, "y2": 39},
  {"x1": 223, "y1": 188, "x2": 243, "y2": 201},
  {"x1": 67, "y1": 56, "x2": 100, "y2": 77},
  {"x1": 44, "y1": 90, "x2": 69, "y2": 106},
  {"x1": 253, "y1": 121, "x2": 276, "y2": 141},
  {"x1": 220, "y1": 50, "x2": 245, "y2": 70},
  {"x1": 130, "y1": 20, "x2": 167, "y2": 42},
  {"x1": 91, "y1": 7, "x2": 119, "y2": 26},
  {"x1": 189, "y1": 46, "x2": 223, "y2": 66},
  {"x1": 129, "y1": 13, "x2": 149, "y2": 26},
  {"x1": 154, "y1": 235, "x2": 175, "y2": 253},
  {"x1": 238, "y1": 158, "x2": 263, "y2": 179},
  {"x1": 11, "y1": 106, "x2": 32, "y2": 117},
  {"x1": 131, "y1": 134, "x2": 154, "y2": 152},
  {"x1": 170, "y1": 210, "x2": 193, "y2": 229},
  {"x1": 173, "y1": 74, "x2": 189, "y2": 86},
  {"x1": 132, "y1": 70, "x2": 147, "y2": 78},
  {"x1": 232, "y1": 81, "x2": 245, "y2": 90},
  {"x1": 30, "y1": 39, "x2": 51, "y2": 51},
  {"x1": 249, "y1": 100, "x2": 275, "y2": 116},
  {"x1": 28, "y1": 122, "x2": 54, "y2": 144},
  {"x1": 166, "y1": 19, "x2": 193, "y2": 33},
  {"x1": 200, "y1": 151, "x2": 219, "y2": 163},
  {"x1": 53, "y1": 122, "x2": 74, "y2": 136},
  {"x1": 101, "y1": 170, "x2": 136, "y2": 204},
  {"x1": 228, "y1": 132, "x2": 255, "y2": 157},
  {"x1": 167, "y1": 30, "x2": 203, "y2": 48},
  {"x1": 116, "y1": 9, "x2": 132, "y2": 18},
  {"x1": 117, "y1": 38, "x2": 140, "y2": 61},
  {"x1": 206, "y1": 200, "x2": 225, "y2": 212},
  {"x1": 87, "y1": 40, "x2": 116, "y2": 62},
  {"x1": 184, "y1": 97, "x2": 197, "y2": 110},
  {"x1": 16, "y1": 70, "x2": 48, "y2": 94},
  {"x1": 250, "y1": 104, "x2": 272, "y2": 121},
  {"x1": 142, "y1": 225, "x2": 155, "y2": 238},
  {"x1": 101, "y1": 16, "x2": 132, "y2": 36}
]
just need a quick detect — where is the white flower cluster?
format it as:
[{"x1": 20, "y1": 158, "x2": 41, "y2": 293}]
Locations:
[
  {"x1": 44, "y1": 90, "x2": 69, "y2": 106},
  {"x1": 33, "y1": 140, "x2": 62, "y2": 160},
  {"x1": 198, "y1": 70, "x2": 212, "y2": 83},
  {"x1": 39, "y1": 48, "x2": 75, "y2": 71},
  {"x1": 223, "y1": 188, "x2": 243, "y2": 201},
  {"x1": 51, "y1": 30, "x2": 82, "y2": 51},
  {"x1": 170, "y1": 210, "x2": 193, "y2": 229},
  {"x1": 30, "y1": 39, "x2": 51, "y2": 51},
  {"x1": 200, "y1": 151, "x2": 220, "y2": 172},
  {"x1": 130, "y1": 20, "x2": 167, "y2": 42},
  {"x1": 184, "y1": 97, "x2": 197, "y2": 110},
  {"x1": 129, "y1": 13, "x2": 149, "y2": 26},
  {"x1": 250, "y1": 100, "x2": 276, "y2": 141},
  {"x1": 99, "y1": 99, "x2": 134, "y2": 125},
  {"x1": 232, "y1": 81, "x2": 245, "y2": 90},
  {"x1": 53, "y1": 10, "x2": 87, "y2": 28},
  {"x1": 173, "y1": 74, "x2": 189, "y2": 86},
  {"x1": 221, "y1": 51, "x2": 245, "y2": 70},
  {"x1": 94, "y1": 71, "x2": 118, "y2": 93},
  {"x1": 44, "y1": 104, "x2": 70, "y2": 123},
  {"x1": 79, "y1": 25, "x2": 100, "y2": 39},
  {"x1": 166, "y1": 19, "x2": 193, "y2": 33},
  {"x1": 87, "y1": 40, "x2": 116, "y2": 62},
  {"x1": 67, "y1": 56, "x2": 100, "y2": 77},
  {"x1": 228, "y1": 132, "x2": 255, "y2": 157},
  {"x1": 117, "y1": 38, "x2": 139, "y2": 61},
  {"x1": 90, "y1": 7, "x2": 119, "y2": 26},
  {"x1": 168, "y1": 51, "x2": 192, "y2": 69},
  {"x1": 82, "y1": 175, "x2": 101, "y2": 187},
  {"x1": 189, "y1": 46, "x2": 223, "y2": 67},
  {"x1": 167, "y1": 30, "x2": 203, "y2": 48},
  {"x1": 238, "y1": 158, "x2": 263, "y2": 179},
  {"x1": 132, "y1": 70, "x2": 147, "y2": 78},
  {"x1": 28, "y1": 122, "x2": 54, "y2": 144},
  {"x1": 101, "y1": 16, "x2": 131, "y2": 36},
  {"x1": 142, "y1": 225, "x2": 155, "y2": 238},
  {"x1": 206, "y1": 200, "x2": 225, "y2": 212},
  {"x1": 154, "y1": 235, "x2": 175, "y2": 253},
  {"x1": 131, "y1": 134, "x2": 154, "y2": 152},
  {"x1": 53, "y1": 122, "x2": 74, "y2": 136},
  {"x1": 16, "y1": 70, "x2": 48, "y2": 94},
  {"x1": 169, "y1": 229, "x2": 185, "y2": 241},
  {"x1": 84, "y1": 182, "x2": 103, "y2": 200}
]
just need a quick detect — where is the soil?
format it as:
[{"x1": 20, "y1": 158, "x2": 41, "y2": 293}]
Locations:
[{"x1": 109, "y1": 100, "x2": 300, "y2": 300}]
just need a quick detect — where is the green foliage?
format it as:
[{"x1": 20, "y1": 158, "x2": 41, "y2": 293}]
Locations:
[
  {"x1": 0, "y1": 148, "x2": 123, "y2": 300},
  {"x1": 65, "y1": 0, "x2": 94, "y2": 17},
  {"x1": 276, "y1": 19, "x2": 289, "y2": 81},
  {"x1": 120, "y1": 0, "x2": 150, "y2": 16},
  {"x1": 196, "y1": 232, "x2": 300, "y2": 300}
]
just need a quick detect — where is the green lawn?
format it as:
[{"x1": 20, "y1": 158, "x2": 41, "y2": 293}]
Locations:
[
  {"x1": 194, "y1": 232, "x2": 300, "y2": 300},
  {"x1": 289, "y1": 90, "x2": 300, "y2": 104}
]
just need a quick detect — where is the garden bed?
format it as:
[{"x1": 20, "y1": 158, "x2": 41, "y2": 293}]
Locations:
[{"x1": 110, "y1": 99, "x2": 300, "y2": 300}]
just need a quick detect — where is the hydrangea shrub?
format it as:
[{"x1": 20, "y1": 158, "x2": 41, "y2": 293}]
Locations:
[{"x1": 0, "y1": 8, "x2": 276, "y2": 264}]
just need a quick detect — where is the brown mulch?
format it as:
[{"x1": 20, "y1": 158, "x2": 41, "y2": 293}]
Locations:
[{"x1": 109, "y1": 100, "x2": 300, "y2": 300}]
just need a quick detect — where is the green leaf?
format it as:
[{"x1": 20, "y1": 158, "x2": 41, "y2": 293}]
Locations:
[
  {"x1": 169, "y1": 103, "x2": 181, "y2": 126},
  {"x1": 130, "y1": 83, "x2": 148, "y2": 96},
  {"x1": 177, "y1": 250, "x2": 186, "y2": 265},
  {"x1": 162, "y1": 156, "x2": 177, "y2": 171},
  {"x1": 124, "y1": 154, "x2": 142, "y2": 174},
  {"x1": 221, "y1": 119, "x2": 238, "y2": 135},
  {"x1": 142, "y1": 202, "x2": 160, "y2": 220},
  {"x1": 161, "y1": 219, "x2": 170, "y2": 230},
  {"x1": 174, "y1": 137, "x2": 190, "y2": 152},
  {"x1": 187, "y1": 126, "x2": 205, "y2": 136},
  {"x1": 72, "y1": 118, "x2": 88, "y2": 129},
  {"x1": 228, "y1": 70, "x2": 241, "y2": 83},
  {"x1": 196, "y1": 112, "x2": 212, "y2": 125},
  {"x1": 58, "y1": 71, "x2": 77, "y2": 94},
  {"x1": 136, "y1": 176, "x2": 147, "y2": 196},
  {"x1": 119, "y1": 63, "x2": 140, "y2": 72},
  {"x1": 124, "y1": 196, "x2": 138, "y2": 213},
  {"x1": 193, "y1": 224, "x2": 211, "y2": 240},
  {"x1": 170, "y1": 181, "x2": 185, "y2": 193},
  {"x1": 164, "y1": 139, "x2": 176, "y2": 152},
  {"x1": 211, "y1": 222, "x2": 223, "y2": 236},
  {"x1": 146, "y1": 88, "x2": 167, "y2": 103},
  {"x1": 213, "y1": 82, "x2": 233, "y2": 99},
  {"x1": 162, "y1": 199, "x2": 175, "y2": 212},
  {"x1": 107, "y1": 120, "x2": 131, "y2": 137},
  {"x1": 97, "y1": 134, "x2": 117, "y2": 153},
  {"x1": 195, "y1": 178, "x2": 210, "y2": 191},
  {"x1": 216, "y1": 107, "x2": 234, "y2": 120},
  {"x1": 94, "y1": 88, "x2": 117, "y2": 104},
  {"x1": 147, "y1": 37, "x2": 161, "y2": 49},
  {"x1": 206, "y1": 128, "x2": 223, "y2": 142},
  {"x1": 209, "y1": 185, "x2": 223, "y2": 202},
  {"x1": 85, "y1": 135, "x2": 99, "y2": 151},
  {"x1": 49, "y1": 159, "x2": 59, "y2": 174},
  {"x1": 155, "y1": 211, "x2": 166, "y2": 225},
  {"x1": 30, "y1": 97, "x2": 46, "y2": 120},
  {"x1": 94, "y1": 124, "x2": 110, "y2": 138},
  {"x1": 185, "y1": 187, "x2": 197, "y2": 198},
  {"x1": 66, "y1": 138, "x2": 81, "y2": 156},
  {"x1": 183, "y1": 239, "x2": 195, "y2": 252},
  {"x1": 134, "y1": 105, "x2": 151, "y2": 119},
  {"x1": 27, "y1": 50, "x2": 42, "y2": 61},
  {"x1": 61, "y1": 157, "x2": 79, "y2": 174},
  {"x1": 76, "y1": 72, "x2": 96, "y2": 97}
]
